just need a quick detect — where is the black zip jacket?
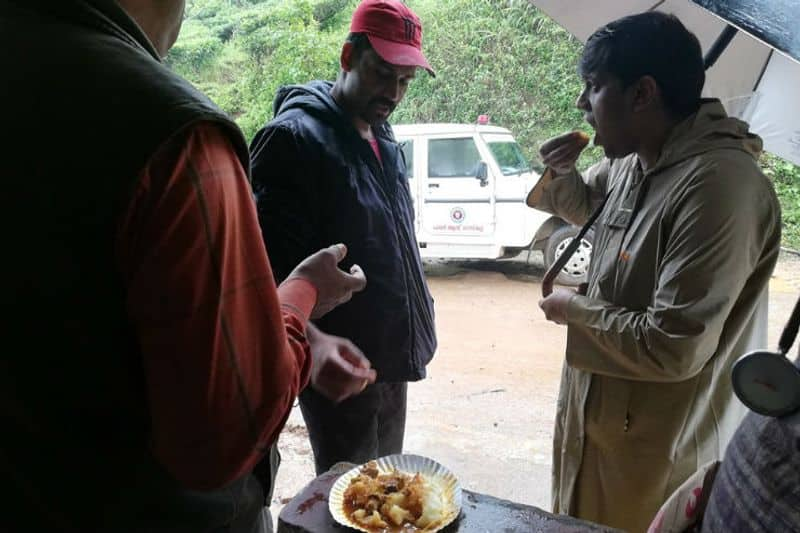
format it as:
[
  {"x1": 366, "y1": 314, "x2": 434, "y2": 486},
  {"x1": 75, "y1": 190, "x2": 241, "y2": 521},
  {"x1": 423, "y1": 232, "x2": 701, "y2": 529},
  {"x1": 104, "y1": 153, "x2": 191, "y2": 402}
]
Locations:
[{"x1": 250, "y1": 80, "x2": 437, "y2": 382}]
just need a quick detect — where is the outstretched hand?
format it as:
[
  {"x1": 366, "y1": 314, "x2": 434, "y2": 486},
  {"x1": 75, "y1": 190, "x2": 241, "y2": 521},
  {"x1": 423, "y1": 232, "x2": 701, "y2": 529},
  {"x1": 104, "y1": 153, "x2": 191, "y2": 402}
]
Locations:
[
  {"x1": 288, "y1": 244, "x2": 367, "y2": 319},
  {"x1": 307, "y1": 324, "x2": 376, "y2": 403}
]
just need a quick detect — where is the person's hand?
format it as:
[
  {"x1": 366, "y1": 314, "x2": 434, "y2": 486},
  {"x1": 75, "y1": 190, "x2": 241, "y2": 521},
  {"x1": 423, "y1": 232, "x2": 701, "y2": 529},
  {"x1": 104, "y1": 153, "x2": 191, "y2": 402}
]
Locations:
[
  {"x1": 307, "y1": 324, "x2": 376, "y2": 403},
  {"x1": 539, "y1": 288, "x2": 579, "y2": 325},
  {"x1": 287, "y1": 244, "x2": 367, "y2": 319},
  {"x1": 539, "y1": 131, "x2": 591, "y2": 175}
]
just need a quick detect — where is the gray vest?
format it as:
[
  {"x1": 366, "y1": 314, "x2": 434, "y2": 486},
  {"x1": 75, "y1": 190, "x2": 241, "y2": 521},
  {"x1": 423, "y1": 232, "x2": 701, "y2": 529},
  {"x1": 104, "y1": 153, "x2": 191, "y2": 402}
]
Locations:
[{"x1": 0, "y1": 1, "x2": 257, "y2": 530}]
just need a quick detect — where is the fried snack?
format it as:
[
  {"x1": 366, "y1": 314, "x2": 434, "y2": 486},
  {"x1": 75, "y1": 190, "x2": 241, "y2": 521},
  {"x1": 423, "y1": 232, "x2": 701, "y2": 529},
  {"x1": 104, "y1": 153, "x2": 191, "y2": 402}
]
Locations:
[
  {"x1": 343, "y1": 461, "x2": 445, "y2": 531},
  {"x1": 574, "y1": 130, "x2": 591, "y2": 147}
]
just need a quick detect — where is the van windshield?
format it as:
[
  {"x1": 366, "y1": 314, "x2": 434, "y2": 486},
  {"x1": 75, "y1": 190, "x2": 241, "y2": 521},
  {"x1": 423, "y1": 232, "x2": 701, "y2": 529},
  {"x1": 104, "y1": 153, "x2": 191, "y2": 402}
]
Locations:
[{"x1": 487, "y1": 140, "x2": 530, "y2": 176}]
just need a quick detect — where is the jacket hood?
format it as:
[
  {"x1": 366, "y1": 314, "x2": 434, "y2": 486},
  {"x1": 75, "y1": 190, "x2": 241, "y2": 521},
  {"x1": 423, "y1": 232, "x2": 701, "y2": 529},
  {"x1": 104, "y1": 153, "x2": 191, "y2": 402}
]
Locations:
[
  {"x1": 272, "y1": 80, "x2": 342, "y2": 121},
  {"x1": 271, "y1": 80, "x2": 394, "y2": 140},
  {"x1": 652, "y1": 99, "x2": 763, "y2": 173}
]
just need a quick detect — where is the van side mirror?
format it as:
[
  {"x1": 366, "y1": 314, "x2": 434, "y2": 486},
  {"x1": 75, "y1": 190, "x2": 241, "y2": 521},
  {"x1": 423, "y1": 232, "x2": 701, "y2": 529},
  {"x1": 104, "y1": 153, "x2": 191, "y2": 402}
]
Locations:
[{"x1": 475, "y1": 161, "x2": 488, "y2": 187}]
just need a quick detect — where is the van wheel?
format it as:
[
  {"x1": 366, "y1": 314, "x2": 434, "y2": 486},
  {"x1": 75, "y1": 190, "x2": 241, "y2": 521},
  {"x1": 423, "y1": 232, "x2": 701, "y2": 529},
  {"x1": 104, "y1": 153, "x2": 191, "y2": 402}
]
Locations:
[{"x1": 543, "y1": 225, "x2": 594, "y2": 287}]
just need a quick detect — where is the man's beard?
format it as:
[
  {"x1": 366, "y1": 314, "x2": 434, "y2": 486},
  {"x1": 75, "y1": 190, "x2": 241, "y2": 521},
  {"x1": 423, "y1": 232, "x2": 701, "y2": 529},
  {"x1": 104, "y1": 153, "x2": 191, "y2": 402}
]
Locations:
[{"x1": 363, "y1": 98, "x2": 396, "y2": 125}]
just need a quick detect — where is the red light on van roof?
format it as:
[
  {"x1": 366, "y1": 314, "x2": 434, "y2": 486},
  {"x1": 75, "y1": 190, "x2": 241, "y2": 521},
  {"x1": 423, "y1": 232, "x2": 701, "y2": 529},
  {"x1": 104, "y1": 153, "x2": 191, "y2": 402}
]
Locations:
[{"x1": 477, "y1": 114, "x2": 490, "y2": 125}]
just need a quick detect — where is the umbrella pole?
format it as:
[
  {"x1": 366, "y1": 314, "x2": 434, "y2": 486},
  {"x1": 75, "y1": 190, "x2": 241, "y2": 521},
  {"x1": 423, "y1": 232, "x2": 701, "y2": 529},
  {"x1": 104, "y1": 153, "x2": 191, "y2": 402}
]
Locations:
[{"x1": 704, "y1": 24, "x2": 738, "y2": 70}]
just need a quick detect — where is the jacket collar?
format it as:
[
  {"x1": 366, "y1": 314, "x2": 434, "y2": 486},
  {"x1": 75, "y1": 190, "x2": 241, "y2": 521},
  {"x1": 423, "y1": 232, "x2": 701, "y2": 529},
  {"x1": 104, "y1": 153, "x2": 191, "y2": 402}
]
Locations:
[
  {"x1": 273, "y1": 80, "x2": 398, "y2": 144},
  {"x1": 10, "y1": 0, "x2": 160, "y2": 61}
]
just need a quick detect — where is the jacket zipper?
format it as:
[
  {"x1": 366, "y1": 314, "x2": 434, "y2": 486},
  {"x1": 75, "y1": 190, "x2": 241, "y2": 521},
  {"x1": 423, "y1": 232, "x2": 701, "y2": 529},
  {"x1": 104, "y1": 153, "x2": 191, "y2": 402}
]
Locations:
[{"x1": 369, "y1": 138, "x2": 431, "y2": 373}]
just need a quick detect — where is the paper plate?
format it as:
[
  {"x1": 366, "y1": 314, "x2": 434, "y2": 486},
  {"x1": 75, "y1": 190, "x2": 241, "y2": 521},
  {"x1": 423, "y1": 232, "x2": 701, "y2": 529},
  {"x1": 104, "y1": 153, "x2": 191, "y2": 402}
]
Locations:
[{"x1": 329, "y1": 454, "x2": 462, "y2": 532}]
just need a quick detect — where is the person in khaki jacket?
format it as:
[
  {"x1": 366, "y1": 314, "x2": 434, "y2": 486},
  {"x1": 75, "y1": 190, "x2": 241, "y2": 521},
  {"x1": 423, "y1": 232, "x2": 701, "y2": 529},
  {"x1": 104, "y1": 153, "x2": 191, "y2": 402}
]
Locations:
[{"x1": 530, "y1": 12, "x2": 782, "y2": 532}]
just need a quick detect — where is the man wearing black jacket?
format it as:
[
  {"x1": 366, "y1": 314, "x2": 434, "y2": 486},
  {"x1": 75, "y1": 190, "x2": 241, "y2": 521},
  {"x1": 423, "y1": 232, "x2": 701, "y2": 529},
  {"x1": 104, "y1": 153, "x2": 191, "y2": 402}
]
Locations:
[{"x1": 250, "y1": 0, "x2": 437, "y2": 475}]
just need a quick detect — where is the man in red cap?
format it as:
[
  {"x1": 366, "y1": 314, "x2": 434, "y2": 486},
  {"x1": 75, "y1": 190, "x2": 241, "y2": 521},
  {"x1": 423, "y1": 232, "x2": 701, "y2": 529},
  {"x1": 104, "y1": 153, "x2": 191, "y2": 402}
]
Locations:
[{"x1": 250, "y1": 0, "x2": 437, "y2": 478}]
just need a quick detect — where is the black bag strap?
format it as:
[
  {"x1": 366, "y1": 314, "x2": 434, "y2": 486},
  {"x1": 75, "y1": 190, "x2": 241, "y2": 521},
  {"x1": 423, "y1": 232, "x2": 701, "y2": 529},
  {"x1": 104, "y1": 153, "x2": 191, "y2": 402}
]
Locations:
[
  {"x1": 541, "y1": 190, "x2": 612, "y2": 296},
  {"x1": 779, "y1": 294, "x2": 800, "y2": 356}
]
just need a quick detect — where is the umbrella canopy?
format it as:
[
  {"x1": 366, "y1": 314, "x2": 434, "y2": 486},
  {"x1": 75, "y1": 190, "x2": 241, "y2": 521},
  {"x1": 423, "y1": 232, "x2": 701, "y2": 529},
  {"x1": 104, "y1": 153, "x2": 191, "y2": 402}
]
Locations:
[
  {"x1": 529, "y1": 0, "x2": 800, "y2": 165},
  {"x1": 693, "y1": 0, "x2": 800, "y2": 62}
]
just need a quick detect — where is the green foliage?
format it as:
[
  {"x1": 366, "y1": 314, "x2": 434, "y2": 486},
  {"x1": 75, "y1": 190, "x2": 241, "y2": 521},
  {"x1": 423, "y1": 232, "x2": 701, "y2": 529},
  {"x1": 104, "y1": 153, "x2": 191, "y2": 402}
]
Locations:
[
  {"x1": 169, "y1": 0, "x2": 345, "y2": 136},
  {"x1": 172, "y1": 0, "x2": 798, "y2": 248},
  {"x1": 167, "y1": 20, "x2": 224, "y2": 77},
  {"x1": 313, "y1": 0, "x2": 356, "y2": 30},
  {"x1": 762, "y1": 153, "x2": 800, "y2": 250}
]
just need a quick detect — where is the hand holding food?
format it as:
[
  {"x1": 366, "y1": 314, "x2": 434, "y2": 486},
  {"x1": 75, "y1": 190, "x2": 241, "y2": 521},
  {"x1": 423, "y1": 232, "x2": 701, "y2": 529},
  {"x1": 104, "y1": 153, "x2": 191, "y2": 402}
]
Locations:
[{"x1": 539, "y1": 130, "x2": 591, "y2": 174}]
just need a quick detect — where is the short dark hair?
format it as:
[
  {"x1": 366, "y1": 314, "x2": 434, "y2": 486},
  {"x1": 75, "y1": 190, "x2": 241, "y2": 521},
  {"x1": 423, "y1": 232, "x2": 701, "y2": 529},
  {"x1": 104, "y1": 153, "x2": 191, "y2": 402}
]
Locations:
[
  {"x1": 579, "y1": 12, "x2": 704, "y2": 117},
  {"x1": 346, "y1": 32, "x2": 372, "y2": 59}
]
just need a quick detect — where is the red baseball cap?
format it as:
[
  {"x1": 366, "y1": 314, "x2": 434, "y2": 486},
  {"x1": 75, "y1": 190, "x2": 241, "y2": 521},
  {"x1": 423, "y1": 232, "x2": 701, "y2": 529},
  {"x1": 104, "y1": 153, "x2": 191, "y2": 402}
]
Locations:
[{"x1": 350, "y1": 0, "x2": 435, "y2": 77}]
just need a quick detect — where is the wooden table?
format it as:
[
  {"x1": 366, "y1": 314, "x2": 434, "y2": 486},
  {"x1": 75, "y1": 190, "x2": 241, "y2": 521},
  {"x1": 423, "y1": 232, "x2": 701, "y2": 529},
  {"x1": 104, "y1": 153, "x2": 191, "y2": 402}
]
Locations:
[{"x1": 277, "y1": 464, "x2": 622, "y2": 533}]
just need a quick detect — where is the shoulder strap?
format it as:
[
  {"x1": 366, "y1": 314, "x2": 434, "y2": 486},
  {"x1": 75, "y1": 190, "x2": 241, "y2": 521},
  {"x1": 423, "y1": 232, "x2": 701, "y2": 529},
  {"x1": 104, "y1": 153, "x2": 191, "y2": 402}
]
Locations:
[
  {"x1": 779, "y1": 294, "x2": 800, "y2": 356},
  {"x1": 541, "y1": 190, "x2": 612, "y2": 297}
]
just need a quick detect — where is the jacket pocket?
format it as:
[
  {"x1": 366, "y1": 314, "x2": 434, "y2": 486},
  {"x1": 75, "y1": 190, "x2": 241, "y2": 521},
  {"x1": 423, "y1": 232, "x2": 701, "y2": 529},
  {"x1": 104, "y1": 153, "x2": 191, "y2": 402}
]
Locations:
[{"x1": 584, "y1": 375, "x2": 632, "y2": 450}]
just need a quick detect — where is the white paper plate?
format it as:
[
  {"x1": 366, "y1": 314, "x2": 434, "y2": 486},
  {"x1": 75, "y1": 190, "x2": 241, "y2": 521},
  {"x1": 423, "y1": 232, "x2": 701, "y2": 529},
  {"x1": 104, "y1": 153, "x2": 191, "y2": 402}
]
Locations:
[{"x1": 329, "y1": 454, "x2": 462, "y2": 532}]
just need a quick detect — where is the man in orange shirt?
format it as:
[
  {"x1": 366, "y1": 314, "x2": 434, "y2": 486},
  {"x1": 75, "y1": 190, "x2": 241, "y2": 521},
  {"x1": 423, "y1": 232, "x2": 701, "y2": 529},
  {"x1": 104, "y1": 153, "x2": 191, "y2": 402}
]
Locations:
[{"x1": 1, "y1": 0, "x2": 372, "y2": 531}]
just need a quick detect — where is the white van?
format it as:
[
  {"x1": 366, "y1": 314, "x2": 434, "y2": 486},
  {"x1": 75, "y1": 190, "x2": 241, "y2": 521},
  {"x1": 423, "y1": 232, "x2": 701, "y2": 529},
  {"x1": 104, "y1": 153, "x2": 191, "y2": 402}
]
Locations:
[{"x1": 394, "y1": 122, "x2": 593, "y2": 285}]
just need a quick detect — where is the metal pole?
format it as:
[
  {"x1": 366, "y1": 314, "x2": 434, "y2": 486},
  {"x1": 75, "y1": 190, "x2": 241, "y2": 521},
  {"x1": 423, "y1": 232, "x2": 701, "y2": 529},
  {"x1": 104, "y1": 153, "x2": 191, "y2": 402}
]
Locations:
[{"x1": 704, "y1": 24, "x2": 738, "y2": 70}]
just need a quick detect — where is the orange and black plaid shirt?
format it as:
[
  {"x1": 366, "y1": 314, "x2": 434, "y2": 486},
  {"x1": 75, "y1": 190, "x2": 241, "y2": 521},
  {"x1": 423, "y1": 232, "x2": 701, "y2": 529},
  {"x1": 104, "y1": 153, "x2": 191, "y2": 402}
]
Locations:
[{"x1": 117, "y1": 122, "x2": 315, "y2": 490}]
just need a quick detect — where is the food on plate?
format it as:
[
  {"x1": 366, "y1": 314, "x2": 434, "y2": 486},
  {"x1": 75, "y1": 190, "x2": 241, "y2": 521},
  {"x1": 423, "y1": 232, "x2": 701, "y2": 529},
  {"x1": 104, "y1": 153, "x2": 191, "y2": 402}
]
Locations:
[{"x1": 343, "y1": 460, "x2": 447, "y2": 531}]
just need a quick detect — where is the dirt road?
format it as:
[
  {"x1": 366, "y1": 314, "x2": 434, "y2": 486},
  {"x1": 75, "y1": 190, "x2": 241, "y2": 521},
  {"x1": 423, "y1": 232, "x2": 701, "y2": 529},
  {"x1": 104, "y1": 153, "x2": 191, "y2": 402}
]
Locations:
[{"x1": 270, "y1": 253, "x2": 800, "y2": 519}]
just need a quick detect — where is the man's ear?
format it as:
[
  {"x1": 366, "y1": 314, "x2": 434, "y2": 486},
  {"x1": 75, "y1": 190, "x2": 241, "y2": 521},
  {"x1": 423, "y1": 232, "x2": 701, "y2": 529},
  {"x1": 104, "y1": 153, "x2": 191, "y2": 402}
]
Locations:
[
  {"x1": 632, "y1": 75, "x2": 660, "y2": 113},
  {"x1": 340, "y1": 42, "x2": 355, "y2": 72}
]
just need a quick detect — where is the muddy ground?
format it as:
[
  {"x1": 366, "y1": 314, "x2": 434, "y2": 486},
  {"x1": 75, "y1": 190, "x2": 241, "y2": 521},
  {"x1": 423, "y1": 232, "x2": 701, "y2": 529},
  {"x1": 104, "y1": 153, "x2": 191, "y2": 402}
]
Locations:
[{"x1": 269, "y1": 252, "x2": 800, "y2": 521}]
